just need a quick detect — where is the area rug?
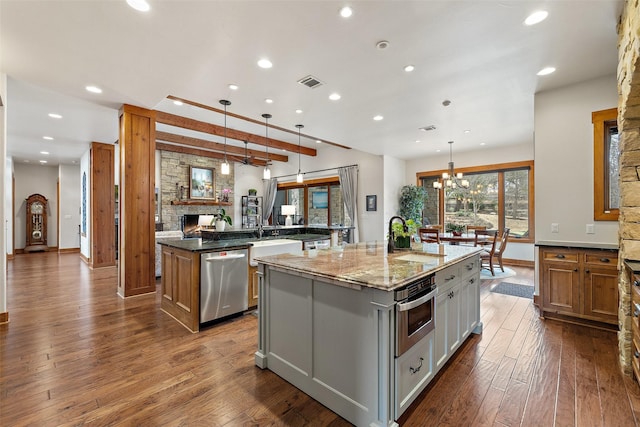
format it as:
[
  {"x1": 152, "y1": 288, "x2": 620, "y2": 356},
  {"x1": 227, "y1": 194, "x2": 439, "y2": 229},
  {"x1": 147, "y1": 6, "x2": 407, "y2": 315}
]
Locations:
[
  {"x1": 480, "y1": 267, "x2": 516, "y2": 280},
  {"x1": 490, "y1": 282, "x2": 534, "y2": 299}
]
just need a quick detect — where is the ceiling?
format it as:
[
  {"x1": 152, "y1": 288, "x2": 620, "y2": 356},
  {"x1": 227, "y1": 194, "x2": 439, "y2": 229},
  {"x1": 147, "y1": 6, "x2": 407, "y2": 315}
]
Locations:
[{"x1": 0, "y1": 1, "x2": 624, "y2": 167}]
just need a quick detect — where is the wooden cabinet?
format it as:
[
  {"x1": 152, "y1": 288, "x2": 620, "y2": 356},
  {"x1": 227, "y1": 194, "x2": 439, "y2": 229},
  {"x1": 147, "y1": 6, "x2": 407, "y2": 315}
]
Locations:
[
  {"x1": 248, "y1": 264, "x2": 259, "y2": 308},
  {"x1": 24, "y1": 193, "x2": 48, "y2": 252},
  {"x1": 160, "y1": 245, "x2": 200, "y2": 332},
  {"x1": 539, "y1": 246, "x2": 618, "y2": 326}
]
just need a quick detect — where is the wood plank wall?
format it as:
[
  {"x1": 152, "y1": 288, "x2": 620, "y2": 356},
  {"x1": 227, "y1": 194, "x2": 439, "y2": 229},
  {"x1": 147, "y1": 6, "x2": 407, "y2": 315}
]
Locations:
[
  {"x1": 118, "y1": 105, "x2": 156, "y2": 297},
  {"x1": 90, "y1": 142, "x2": 116, "y2": 268}
]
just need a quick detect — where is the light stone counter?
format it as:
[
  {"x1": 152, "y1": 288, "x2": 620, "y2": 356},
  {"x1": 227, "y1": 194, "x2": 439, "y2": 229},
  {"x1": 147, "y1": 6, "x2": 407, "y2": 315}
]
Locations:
[{"x1": 255, "y1": 241, "x2": 481, "y2": 291}]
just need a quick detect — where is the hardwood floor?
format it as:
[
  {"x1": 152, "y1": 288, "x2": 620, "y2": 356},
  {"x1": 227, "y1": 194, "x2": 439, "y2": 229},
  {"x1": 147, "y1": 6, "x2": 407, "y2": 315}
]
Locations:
[{"x1": 1, "y1": 253, "x2": 639, "y2": 426}]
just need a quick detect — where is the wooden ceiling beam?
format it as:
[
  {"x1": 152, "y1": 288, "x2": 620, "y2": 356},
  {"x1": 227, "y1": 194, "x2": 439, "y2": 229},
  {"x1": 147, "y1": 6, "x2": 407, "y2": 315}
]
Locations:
[
  {"x1": 156, "y1": 111, "x2": 317, "y2": 157},
  {"x1": 167, "y1": 95, "x2": 351, "y2": 150},
  {"x1": 157, "y1": 142, "x2": 268, "y2": 167},
  {"x1": 156, "y1": 131, "x2": 288, "y2": 163}
]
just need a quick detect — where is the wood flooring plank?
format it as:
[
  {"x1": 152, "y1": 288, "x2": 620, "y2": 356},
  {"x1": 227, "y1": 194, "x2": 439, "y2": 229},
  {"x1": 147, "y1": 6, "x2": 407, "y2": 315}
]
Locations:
[
  {"x1": 494, "y1": 379, "x2": 530, "y2": 426},
  {"x1": 574, "y1": 325, "x2": 603, "y2": 427},
  {"x1": 554, "y1": 323, "x2": 577, "y2": 427}
]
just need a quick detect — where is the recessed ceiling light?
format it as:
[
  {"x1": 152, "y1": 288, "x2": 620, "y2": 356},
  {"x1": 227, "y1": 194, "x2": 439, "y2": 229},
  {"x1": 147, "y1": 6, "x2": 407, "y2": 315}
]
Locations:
[
  {"x1": 48, "y1": 113, "x2": 62, "y2": 119},
  {"x1": 376, "y1": 40, "x2": 390, "y2": 50},
  {"x1": 295, "y1": 109, "x2": 303, "y2": 114},
  {"x1": 173, "y1": 100, "x2": 183, "y2": 106},
  {"x1": 464, "y1": 129, "x2": 471, "y2": 134},
  {"x1": 265, "y1": 98, "x2": 274, "y2": 104},
  {"x1": 524, "y1": 10, "x2": 548, "y2": 26},
  {"x1": 258, "y1": 58, "x2": 273, "y2": 69},
  {"x1": 415, "y1": 140, "x2": 421, "y2": 143},
  {"x1": 537, "y1": 67, "x2": 556, "y2": 76},
  {"x1": 40, "y1": 151, "x2": 49, "y2": 155},
  {"x1": 329, "y1": 93, "x2": 341, "y2": 101},
  {"x1": 228, "y1": 84, "x2": 239, "y2": 90},
  {"x1": 373, "y1": 115, "x2": 383, "y2": 121},
  {"x1": 419, "y1": 125, "x2": 436, "y2": 131},
  {"x1": 126, "y1": 0, "x2": 150, "y2": 12},
  {"x1": 316, "y1": 140, "x2": 322, "y2": 144},
  {"x1": 43, "y1": 136, "x2": 54, "y2": 140},
  {"x1": 404, "y1": 65, "x2": 415, "y2": 72},
  {"x1": 339, "y1": 6, "x2": 353, "y2": 18},
  {"x1": 85, "y1": 85, "x2": 102, "y2": 94},
  {"x1": 480, "y1": 142, "x2": 486, "y2": 146},
  {"x1": 436, "y1": 149, "x2": 441, "y2": 153},
  {"x1": 39, "y1": 160, "x2": 48, "y2": 164}
]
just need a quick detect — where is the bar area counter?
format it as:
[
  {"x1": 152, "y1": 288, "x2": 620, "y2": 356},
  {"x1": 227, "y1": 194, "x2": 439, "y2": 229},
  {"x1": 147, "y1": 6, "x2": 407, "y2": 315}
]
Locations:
[{"x1": 254, "y1": 241, "x2": 481, "y2": 427}]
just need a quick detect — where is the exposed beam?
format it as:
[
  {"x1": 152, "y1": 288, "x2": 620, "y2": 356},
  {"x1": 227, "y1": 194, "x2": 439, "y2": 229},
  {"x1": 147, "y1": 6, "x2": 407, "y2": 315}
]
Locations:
[
  {"x1": 167, "y1": 95, "x2": 351, "y2": 150},
  {"x1": 156, "y1": 111, "x2": 317, "y2": 157},
  {"x1": 156, "y1": 131, "x2": 288, "y2": 163},
  {"x1": 157, "y1": 142, "x2": 268, "y2": 167}
]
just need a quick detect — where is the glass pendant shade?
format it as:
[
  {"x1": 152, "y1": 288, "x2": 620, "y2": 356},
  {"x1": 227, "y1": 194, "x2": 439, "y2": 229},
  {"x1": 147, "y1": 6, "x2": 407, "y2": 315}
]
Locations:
[
  {"x1": 220, "y1": 99, "x2": 231, "y2": 175},
  {"x1": 221, "y1": 161, "x2": 230, "y2": 175},
  {"x1": 262, "y1": 113, "x2": 272, "y2": 180},
  {"x1": 296, "y1": 171, "x2": 303, "y2": 183},
  {"x1": 263, "y1": 166, "x2": 271, "y2": 180}
]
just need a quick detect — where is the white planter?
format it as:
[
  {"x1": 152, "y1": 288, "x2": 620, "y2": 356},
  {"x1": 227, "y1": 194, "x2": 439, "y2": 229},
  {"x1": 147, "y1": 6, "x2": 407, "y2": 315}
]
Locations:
[{"x1": 215, "y1": 220, "x2": 226, "y2": 231}]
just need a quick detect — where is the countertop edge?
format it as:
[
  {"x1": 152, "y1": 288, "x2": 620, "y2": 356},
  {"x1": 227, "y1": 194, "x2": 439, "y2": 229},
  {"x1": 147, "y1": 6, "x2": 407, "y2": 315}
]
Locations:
[{"x1": 535, "y1": 240, "x2": 619, "y2": 250}]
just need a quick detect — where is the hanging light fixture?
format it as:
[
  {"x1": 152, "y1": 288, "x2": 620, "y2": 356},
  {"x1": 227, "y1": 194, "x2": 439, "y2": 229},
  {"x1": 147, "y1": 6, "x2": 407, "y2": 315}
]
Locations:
[
  {"x1": 262, "y1": 113, "x2": 272, "y2": 180},
  {"x1": 219, "y1": 99, "x2": 231, "y2": 175},
  {"x1": 433, "y1": 141, "x2": 469, "y2": 189},
  {"x1": 295, "y1": 124, "x2": 304, "y2": 183}
]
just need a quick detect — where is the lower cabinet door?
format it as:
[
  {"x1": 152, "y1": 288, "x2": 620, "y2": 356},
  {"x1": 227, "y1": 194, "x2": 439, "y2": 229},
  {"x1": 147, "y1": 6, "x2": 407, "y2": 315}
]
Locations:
[{"x1": 395, "y1": 331, "x2": 434, "y2": 417}]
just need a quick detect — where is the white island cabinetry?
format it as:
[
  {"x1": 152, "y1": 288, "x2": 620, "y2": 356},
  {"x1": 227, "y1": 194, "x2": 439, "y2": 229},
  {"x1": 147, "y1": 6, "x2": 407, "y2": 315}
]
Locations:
[{"x1": 254, "y1": 242, "x2": 481, "y2": 427}]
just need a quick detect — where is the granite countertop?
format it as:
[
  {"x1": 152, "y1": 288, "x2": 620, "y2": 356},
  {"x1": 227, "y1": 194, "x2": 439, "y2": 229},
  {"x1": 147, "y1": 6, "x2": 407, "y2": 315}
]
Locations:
[
  {"x1": 156, "y1": 233, "x2": 330, "y2": 252},
  {"x1": 536, "y1": 240, "x2": 619, "y2": 250},
  {"x1": 256, "y1": 241, "x2": 481, "y2": 291}
]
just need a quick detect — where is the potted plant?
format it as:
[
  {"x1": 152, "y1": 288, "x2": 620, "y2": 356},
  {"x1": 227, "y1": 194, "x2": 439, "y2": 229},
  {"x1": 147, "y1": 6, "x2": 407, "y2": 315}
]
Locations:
[
  {"x1": 399, "y1": 185, "x2": 428, "y2": 224},
  {"x1": 446, "y1": 223, "x2": 465, "y2": 236},
  {"x1": 391, "y1": 219, "x2": 419, "y2": 249},
  {"x1": 214, "y1": 208, "x2": 233, "y2": 231},
  {"x1": 248, "y1": 188, "x2": 257, "y2": 196}
]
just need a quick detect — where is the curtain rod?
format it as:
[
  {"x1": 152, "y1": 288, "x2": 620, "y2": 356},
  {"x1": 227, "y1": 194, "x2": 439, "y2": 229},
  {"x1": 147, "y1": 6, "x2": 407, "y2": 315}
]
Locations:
[{"x1": 270, "y1": 164, "x2": 358, "y2": 180}]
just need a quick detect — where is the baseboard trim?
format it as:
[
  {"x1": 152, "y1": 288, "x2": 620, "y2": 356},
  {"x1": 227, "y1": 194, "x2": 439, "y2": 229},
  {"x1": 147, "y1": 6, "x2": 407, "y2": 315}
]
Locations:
[
  {"x1": 504, "y1": 258, "x2": 534, "y2": 268},
  {"x1": 58, "y1": 247, "x2": 80, "y2": 254},
  {"x1": 6, "y1": 253, "x2": 14, "y2": 261},
  {"x1": 79, "y1": 253, "x2": 90, "y2": 264}
]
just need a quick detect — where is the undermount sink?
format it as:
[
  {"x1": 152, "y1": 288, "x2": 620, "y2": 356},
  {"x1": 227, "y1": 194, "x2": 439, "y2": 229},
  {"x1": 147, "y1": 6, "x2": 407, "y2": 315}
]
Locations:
[{"x1": 249, "y1": 239, "x2": 303, "y2": 266}]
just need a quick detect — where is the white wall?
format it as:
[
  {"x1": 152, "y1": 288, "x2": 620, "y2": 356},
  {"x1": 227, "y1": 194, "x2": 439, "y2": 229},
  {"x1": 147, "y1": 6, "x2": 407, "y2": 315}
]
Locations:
[
  {"x1": 79, "y1": 149, "x2": 90, "y2": 259},
  {"x1": 14, "y1": 163, "x2": 58, "y2": 249},
  {"x1": 534, "y1": 74, "x2": 618, "y2": 245},
  {"x1": 58, "y1": 164, "x2": 80, "y2": 249}
]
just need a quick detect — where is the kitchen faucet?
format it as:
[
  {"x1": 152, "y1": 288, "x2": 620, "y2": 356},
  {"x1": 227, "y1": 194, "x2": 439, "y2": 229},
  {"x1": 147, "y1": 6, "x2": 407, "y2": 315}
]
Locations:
[{"x1": 388, "y1": 216, "x2": 408, "y2": 254}]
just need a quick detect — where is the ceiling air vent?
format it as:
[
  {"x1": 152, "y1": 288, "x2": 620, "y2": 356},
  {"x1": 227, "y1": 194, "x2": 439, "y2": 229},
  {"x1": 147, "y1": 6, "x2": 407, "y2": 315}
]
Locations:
[{"x1": 298, "y1": 75, "x2": 324, "y2": 89}]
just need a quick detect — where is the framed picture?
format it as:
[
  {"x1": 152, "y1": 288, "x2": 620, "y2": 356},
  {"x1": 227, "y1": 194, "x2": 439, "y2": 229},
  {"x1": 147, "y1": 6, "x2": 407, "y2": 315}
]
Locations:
[
  {"x1": 312, "y1": 191, "x2": 328, "y2": 209},
  {"x1": 189, "y1": 166, "x2": 215, "y2": 199},
  {"x1": 366, "y1": 195, "x2": 377, "y2": 211}
]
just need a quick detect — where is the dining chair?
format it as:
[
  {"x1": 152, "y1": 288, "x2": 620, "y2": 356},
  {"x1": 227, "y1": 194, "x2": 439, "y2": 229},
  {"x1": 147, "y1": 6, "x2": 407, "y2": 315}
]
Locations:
[
  {"x1": 466, "y1": 225, "x2": 487, "y2": 233},
  {"x1": 493, "y1": 228, "x2": 511, "y2": 273},
  {"x1": 418, "y1": 227, "x2": 441, "y2": 243},
  {"x1": 479, "y1": 231, "x2": 499, "y2": 276},
  {"x1": 473, "y1": 229, "x2": 493, "y2": 247}
]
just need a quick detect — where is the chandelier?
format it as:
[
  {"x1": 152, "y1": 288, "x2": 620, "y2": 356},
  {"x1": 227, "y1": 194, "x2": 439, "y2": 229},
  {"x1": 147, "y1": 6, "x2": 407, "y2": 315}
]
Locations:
[{"x1": 433, "y1": 141, "x2": 469, "y2": 189}]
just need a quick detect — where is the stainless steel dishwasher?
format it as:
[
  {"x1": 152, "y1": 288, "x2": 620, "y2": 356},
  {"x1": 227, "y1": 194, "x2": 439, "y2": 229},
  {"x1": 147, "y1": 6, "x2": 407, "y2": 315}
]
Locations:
[{"x1": 200, "y1": 249, "x2": 248, "y2": 323}]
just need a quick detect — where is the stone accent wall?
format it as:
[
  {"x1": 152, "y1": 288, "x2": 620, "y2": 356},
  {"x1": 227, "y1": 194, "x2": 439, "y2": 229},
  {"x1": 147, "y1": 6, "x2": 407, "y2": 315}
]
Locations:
[
  {"x1": 617, "y1": 0, "x2": 640, "y2": 374},
  {"x1": 159, "y1": 151, "x2": 234, "y2": 231}
]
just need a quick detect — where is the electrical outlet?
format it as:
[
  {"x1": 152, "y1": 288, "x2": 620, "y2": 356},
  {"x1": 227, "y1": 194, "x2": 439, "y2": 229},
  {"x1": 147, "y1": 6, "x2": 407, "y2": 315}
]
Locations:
[
  {"x1": 551, "y1": 223, "x2": 559, "y2": 233},
  {"x1": 586, "y1": 224, "x2": 595, "y2": 234}
]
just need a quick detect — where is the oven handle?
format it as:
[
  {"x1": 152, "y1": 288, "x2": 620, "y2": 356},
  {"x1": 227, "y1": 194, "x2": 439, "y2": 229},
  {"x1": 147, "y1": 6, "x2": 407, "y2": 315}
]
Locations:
[{"x1": 397, "y1": 289, "x2": 437, "y2": 312}]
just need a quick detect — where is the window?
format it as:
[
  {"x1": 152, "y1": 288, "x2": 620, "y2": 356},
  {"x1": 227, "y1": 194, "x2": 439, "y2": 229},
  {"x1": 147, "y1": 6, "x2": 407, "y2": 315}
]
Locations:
[
  {"x1": 417, "y1": 161, "x2": 534, "y2": 242},
  {"x1": 593, "y1": 108, "x2": 619, "y2": 221},
  {"x1": 273, "y1": 177, "x2": 351, "y2": 227}
]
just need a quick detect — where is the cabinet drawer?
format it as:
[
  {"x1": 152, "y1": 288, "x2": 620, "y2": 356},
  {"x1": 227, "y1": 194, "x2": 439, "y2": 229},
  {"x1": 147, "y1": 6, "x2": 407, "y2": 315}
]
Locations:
[
  {"x1": 585, "y1": 252, "x2": 618, "y2": 266},
  {"x1": 436, "y1": 263, "x2": 460, "y2": 294},
  {"x1": 395, "y1": 332, "x2": 434, "y2": 416},
  {"x1": 460, "y1": 256, "x2": 479, "y2": 278},
  {"x1": 541, "y1": 250, "x2": 579, "y2": 263},
  {"x1": 633, "y1": 324, "x2": 640, "y2": 378}
]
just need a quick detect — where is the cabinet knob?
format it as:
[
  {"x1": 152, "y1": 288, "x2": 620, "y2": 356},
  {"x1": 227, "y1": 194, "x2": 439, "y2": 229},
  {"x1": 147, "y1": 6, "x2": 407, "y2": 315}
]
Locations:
[
  {"x1": 555, "y1": 254, "x2": 565, "y2": 259},
  {"x1": 634, "y1": 303, "x2": 640, "y2": 317},
  {"x1": 600, "y1": 258, "x2": 610, "y2": 263},
  {"x1": 634, "y1": 280, "x2": 640, "y2": 287},
  {"x1": 446, "y1": 275, "x2": 455, "y2": 281},
  {"x1": 635, "y1": 351, "x2": 640, "y2": 359},
  {"x1": 574, "y1": 269, "x2": 578, "y2": 272},
  {"x1": 585, "y1": 269, "x2": 590, "y2": 274}
]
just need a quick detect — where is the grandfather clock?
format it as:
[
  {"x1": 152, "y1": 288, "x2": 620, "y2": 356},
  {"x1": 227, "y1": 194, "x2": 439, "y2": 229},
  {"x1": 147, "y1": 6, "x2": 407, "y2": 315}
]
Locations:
[{"x1": 24, "y1": 193, "x2": 48, "y2": 253}]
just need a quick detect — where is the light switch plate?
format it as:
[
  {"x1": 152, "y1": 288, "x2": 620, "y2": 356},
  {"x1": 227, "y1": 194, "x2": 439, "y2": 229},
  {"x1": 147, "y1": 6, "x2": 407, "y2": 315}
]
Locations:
[
  {"x1": 586, "y1": 224, "x2": 595, "y2": 234},
  {"x1": 551, "y1": 223, "x2": 559, "y2": 233}
]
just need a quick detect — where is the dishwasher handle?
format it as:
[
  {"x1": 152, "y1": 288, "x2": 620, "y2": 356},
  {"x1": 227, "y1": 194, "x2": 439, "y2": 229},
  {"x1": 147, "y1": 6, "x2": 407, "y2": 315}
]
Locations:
[{"x1": 204, "y1": 253, "x2": 246, "y2": 262}]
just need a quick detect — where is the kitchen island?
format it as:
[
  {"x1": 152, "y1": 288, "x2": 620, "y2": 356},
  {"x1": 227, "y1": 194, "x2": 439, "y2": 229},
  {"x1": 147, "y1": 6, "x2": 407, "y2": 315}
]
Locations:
[{"x1": 254, "y1": 241, "x2": 481, "y2": 427}]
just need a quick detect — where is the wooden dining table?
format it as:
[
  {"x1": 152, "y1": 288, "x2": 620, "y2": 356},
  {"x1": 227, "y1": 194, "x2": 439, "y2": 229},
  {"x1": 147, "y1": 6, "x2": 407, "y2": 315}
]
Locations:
[{"x1": 439, "y1": 232, "x2": 491, "y2": 245}]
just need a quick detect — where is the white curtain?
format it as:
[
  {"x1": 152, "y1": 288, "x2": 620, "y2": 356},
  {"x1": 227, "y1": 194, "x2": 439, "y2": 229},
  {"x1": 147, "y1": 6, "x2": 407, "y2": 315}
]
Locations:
[
  {"x1": 338, "y1": 165, "x2": 358, "y2": 243},
  {"x1": 262, "y1": 178, "x2": 277, "y2": 224}
]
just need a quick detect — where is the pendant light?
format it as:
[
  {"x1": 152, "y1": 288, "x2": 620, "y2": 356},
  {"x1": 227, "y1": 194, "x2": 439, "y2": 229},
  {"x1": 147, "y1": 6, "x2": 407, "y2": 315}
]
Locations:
[
  {"x1": 262, "y1": 113, "x2": 272, "y2": 180},
  {"x1": 295, "y1": 124, "x2": 304, "y2": 183},
  {"x1": 433, "y1": 140, "x2": 469, "y2": 189},
  {"x1": 219, "y1": 99, "x2": 231, "y2": 175}
]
